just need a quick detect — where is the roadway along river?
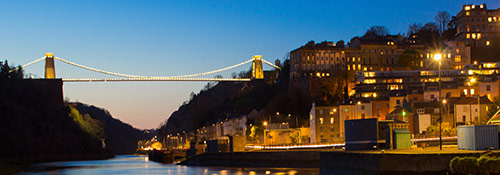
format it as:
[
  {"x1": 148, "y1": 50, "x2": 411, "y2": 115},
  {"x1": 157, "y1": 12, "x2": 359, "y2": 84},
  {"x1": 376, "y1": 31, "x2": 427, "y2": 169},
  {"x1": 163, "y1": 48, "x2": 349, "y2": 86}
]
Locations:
[{"x1": 17, "y1": 155, "x2": 319, "y2": 175}]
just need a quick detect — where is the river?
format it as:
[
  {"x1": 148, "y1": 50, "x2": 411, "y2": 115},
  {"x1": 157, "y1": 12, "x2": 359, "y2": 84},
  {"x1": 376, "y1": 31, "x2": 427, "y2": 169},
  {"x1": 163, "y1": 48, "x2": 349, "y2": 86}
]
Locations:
[{"x1": 17, "y1": 155, "x2": 319, "y2": 175}]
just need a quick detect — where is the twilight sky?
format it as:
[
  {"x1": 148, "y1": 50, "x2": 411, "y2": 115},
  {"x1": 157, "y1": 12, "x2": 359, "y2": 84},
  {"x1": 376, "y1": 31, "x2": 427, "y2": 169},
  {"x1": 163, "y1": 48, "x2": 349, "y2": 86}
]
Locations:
[{"x1": 1, "y1": 0, "x2": 499, "y2": 129}]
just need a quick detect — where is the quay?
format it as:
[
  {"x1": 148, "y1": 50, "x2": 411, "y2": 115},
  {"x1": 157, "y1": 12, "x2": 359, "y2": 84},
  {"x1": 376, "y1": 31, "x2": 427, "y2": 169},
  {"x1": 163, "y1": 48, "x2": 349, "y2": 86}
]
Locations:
[{"x1": 178, "y1": 147, "x2": 499, "y2": 175}]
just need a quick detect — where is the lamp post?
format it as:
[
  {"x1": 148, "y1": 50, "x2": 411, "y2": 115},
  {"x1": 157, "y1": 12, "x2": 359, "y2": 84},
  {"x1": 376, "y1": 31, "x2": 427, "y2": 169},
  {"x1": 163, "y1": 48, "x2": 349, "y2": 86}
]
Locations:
[
  {"x1": 434, "y1": 53, "x2": 443, "y2": 150},
  {"x1": 468, "y1": 78, "x2": 476, "y2": 125},
  {"x1": 357, "y1": 101, "x2": 361, "y2": 119}
]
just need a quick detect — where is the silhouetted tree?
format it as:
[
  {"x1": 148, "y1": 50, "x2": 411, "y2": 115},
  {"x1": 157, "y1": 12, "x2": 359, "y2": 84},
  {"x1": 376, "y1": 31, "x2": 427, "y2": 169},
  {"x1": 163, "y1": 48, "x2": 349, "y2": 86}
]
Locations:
[
  {"x1": 435, "y1": 11, "x2": 451, "y2": 35},
  {"x1": 361, "y1": 26, "x2": 389, "y2": 40},
  {"x1": 407, "y1": 23, "x2": 423, "y2": 36},
  {"x1": 398, "y1": 50, "x2": 422, "y2": 69}
]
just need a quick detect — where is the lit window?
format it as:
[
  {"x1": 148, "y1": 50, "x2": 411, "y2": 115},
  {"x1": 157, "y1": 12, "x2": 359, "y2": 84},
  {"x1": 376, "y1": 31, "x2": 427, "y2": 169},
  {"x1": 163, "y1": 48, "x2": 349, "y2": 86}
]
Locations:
[
  {"x1": 358, "y1": 57, "x2": 361, "y2": 62},
  {"x1": 466, "y1": 33, "x2": 470, "y2": 39},
  {"x1": 448, "y1": 53, "x2": 451, "y2": 58},
  {"x1": 347, "y1": 65, "x2": 350, "y2": 70},
  {"x1": 330, "y1": 117, "x2": 334, "y2": 124},
  {"x1": 486, "y1": 41, "x2": 490, "y2": 46},
  {"x1": 319, "y1": 118, "x2": 323, "y2": 124},
  {"x1": 472, "y1": 5, "x2": 475, "y2": 9},
  {"x1": 464, "y1": 89, "x2": 468, "y2": 95},
  {"x1": 489, "y1": 17, "x2": 492, "y2": 22},
  {"x1": 456, "y1": 49, "x2": 460, "y2": 53},
  {"x1": 455, "y1": 55, "x2": 462, "y2": 62},
  {"x1": 472, "y1": 33, "x2": 476, "y2": 39},
  {"x1": 466, "y1": 12, "x2": 470, "y2": 16},
  {"x1": 352, "y1": 57, "x2": 355, "y2": 62},
  {"x1": 480, "y1": 4, "x2": 484, "y2": 8},
  {"x1": 471, "y1": 89, "x2": 475, "y2": 95},
  {"x1": 465, "y1": 6, "x2": 470, "y2": 10},
  {"x1": 358, "y1": 64, "x2": 361, "y2": 70},
  {"x1": 477, "y1": 33, "x2": 481, "y2": 39}
]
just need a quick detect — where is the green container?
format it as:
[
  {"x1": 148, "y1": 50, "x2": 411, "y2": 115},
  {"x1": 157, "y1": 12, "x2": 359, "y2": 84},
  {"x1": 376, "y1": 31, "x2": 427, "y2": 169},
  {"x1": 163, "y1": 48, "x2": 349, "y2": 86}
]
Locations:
[{"x1": 393, "y1": 129, "x2": 411, "y2": 149}]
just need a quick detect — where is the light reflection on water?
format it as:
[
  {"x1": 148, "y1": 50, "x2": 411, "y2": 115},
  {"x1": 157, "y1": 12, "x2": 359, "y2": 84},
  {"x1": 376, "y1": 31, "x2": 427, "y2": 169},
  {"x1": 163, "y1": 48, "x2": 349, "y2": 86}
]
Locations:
[{"x1": 17, "y1": 155, "x2": 319, "y2": 175}]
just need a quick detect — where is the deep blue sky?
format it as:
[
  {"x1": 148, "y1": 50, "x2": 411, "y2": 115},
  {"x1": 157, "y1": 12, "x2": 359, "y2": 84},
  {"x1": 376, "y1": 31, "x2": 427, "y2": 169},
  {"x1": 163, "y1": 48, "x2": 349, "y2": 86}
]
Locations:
[{"x1": 1, "y1": 0, "x2": 499, "y2": 129}]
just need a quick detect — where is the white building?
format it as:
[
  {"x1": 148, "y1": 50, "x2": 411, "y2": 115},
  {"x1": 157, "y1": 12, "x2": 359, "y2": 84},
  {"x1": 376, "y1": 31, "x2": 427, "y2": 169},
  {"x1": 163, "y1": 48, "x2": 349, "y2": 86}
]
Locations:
[{"x1": 454, "y1": 96, "x2": 492, "y2": 125}]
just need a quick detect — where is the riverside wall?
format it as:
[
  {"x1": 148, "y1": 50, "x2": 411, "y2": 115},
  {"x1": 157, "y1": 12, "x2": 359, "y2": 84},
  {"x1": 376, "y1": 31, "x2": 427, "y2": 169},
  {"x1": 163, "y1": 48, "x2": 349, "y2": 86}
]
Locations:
[
  {"x1": 181, "y1": 150, "x2": 490, "y2": 174},
  {"x1": 179, "y1": 151, "x2": 321, "y2": 168},
  {"x1": 320, "y1": 151, "x2": 483, "y2": 175}
]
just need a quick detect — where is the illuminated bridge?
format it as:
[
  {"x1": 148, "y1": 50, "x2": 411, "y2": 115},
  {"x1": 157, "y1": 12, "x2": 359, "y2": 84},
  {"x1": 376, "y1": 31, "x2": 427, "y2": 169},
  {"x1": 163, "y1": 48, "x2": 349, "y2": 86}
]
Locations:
[{"x1": 13, "y1": 53, "x2": 280, "y2": 82}]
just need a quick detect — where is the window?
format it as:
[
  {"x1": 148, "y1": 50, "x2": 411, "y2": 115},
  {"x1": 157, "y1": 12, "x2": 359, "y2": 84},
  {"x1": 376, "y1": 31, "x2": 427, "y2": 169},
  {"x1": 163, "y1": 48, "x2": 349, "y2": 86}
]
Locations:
[
  {"x1": 319, "y1": 118, "x2": 324, "y2": 124},
  {"x1": 330, "y1": 117, "x2": 334, "y2": 124},
  {"x1": 417, "y1": 109, "x2": 424, "y2": 114},
  {"x1": 319, "y1": 110, "x2": 323, "y2": 115},
  {"x1": 486, "y1": 85, "x2": 491, "y2": 91},
  {"x1": 471, "y1": 89, "x2": 475, "y2": 95},
  {"x1": 361, "y1": 105, "x2": 365, "y2": 110},
  {"x1": 455, "y1": 55, "x2": 462, "y2": 62},
  {"x1": 463, "y1": 115, "x2": 466, "y2": 122},
  {"x1": 396, "y1": 100, "x2": 401, "y2": 105},
  {"x1": 431, "y1": 94, "x2": 435, "y2": 99},
  {"x1": 464, "y1": 89, "x2": 468, "y2": 95}
]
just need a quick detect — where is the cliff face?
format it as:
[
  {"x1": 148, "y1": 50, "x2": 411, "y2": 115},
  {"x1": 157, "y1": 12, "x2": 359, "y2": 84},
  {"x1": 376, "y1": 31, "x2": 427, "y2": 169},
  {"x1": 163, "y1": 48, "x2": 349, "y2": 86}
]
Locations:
[
  {"x1": 71, "y1": 103, "x2": 153, "y2": 155},
  {"x1": 0, "y1": 61, "x2": 152, "y2": 161},
  {"x1": 0, "y1": 78, "x2": 111, "y2": 160}
]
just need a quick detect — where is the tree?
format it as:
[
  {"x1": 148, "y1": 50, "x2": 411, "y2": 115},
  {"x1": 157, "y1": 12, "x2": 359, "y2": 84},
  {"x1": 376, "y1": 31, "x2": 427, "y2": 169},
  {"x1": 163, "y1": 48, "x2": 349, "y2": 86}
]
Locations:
[
  {"x1": 435, "y1": 11, "x2": 450, "y2": 35},
  {"x1": 488, "y1": 97, "x2": 500, "y2": 119},
  {"x1": 361, "y1": 26, "x2": 389, "y2": 40},
  {"x1": 413, "y1": 22, "x2": 442, "y2": 47},
  {"x1": 398, "y1": 50, "x2": 421, "y2": 69},
  {"x1": 443, "y1": 16, "x2": 457, "y2": 41},
  {"x1": 407, "y1": 23, "x2": 422, "y2": 36},
  {"x1": 336, "y1": 40, "x2": 345, "y2": 48}
]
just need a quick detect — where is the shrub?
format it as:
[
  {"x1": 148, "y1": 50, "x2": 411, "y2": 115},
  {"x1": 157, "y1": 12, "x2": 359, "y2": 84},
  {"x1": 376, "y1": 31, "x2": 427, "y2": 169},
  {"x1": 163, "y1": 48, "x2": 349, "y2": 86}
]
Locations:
[{"x1": 450, "y1": 154, "x2": 500, "y2": 174}]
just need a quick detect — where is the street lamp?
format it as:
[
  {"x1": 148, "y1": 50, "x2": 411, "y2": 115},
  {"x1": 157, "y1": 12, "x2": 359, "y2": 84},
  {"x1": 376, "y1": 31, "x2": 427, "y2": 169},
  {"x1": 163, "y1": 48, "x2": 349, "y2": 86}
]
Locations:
[
  {"x1": 434, "y1": 53, "x2": 443, "y2": 150},
  {"x1": 468, "y1": 78, "x2": 476, "y2": 125}
]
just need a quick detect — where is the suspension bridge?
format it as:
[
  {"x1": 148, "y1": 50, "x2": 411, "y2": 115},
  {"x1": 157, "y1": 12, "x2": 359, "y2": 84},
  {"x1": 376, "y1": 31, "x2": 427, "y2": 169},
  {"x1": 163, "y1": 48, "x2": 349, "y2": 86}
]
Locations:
[{"x1": 14, "y1": 53, "x2": 281, "y2": 82}]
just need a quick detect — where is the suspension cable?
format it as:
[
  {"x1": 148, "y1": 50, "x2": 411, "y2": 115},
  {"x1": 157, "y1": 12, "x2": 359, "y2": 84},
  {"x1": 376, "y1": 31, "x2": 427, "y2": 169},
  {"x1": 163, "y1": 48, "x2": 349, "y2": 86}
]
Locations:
[
  {"x1": 54, "y1": 56, "x2": 145, "y2": 78},
  {"x1": 9, "y1": 56, "x2": 47, "y2": 72},
  {"x1": 261, "y1": 58, "x2": 281, "y2": 70},
  {"x1": 171, "y1": 58, "x2": 254, "y2": 78},
  {"x1": 54, "y1": 56, "x2": 255, "y2": 78}
]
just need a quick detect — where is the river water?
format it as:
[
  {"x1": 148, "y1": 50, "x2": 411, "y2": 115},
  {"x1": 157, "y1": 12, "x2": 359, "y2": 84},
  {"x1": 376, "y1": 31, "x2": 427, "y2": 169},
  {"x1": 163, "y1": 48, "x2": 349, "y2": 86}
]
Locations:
[{"x1": 17, "y1": 155, "x2": 319, "y2": 175}]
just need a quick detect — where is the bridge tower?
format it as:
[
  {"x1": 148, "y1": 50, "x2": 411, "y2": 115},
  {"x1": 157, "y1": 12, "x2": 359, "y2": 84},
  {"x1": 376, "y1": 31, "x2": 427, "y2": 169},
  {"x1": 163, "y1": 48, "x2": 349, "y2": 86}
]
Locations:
[
  {"x1": 251, "y1": 55, "x2": 264, "y2": 79},
  {"x1": 44, "y1": 53, "x2": 56, "y2": 79}
]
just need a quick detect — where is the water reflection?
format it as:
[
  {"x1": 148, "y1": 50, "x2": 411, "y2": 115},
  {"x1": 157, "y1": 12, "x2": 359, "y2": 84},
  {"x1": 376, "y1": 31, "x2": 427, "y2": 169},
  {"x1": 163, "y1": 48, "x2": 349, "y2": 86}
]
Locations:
[{"x1": 18, "y1": 155, "x2": 318, "y2": 175}]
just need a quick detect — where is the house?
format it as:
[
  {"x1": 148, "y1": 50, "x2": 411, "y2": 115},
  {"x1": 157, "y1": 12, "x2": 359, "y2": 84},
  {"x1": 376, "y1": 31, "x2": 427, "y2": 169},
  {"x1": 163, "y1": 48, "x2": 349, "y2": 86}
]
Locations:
[{"x1": 454, "y1": 96, "x2": 492, "y2": 125}]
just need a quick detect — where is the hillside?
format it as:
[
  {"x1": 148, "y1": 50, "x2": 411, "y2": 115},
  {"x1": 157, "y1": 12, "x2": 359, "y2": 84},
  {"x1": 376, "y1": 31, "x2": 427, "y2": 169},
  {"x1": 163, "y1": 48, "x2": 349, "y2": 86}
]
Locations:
[
  {"x1": 0, "y1": 61, "x2": 151, "y2": 163},
  {"x1": 159, "y1": 59, "x2": 311, "y2": 137},
  {"x1": 70, "y1": 102, "x2": 153, "y2": 155},
  {"x1": 0, "y1": 61, "x2": 110, "y2": 161}
]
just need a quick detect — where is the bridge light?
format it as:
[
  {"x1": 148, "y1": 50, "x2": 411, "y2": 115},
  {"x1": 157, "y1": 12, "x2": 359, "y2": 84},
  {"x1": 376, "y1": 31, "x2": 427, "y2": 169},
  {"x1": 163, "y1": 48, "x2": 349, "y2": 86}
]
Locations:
[{"x1": 45, "y1": 53, "x2": 54, "y2": 58}]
